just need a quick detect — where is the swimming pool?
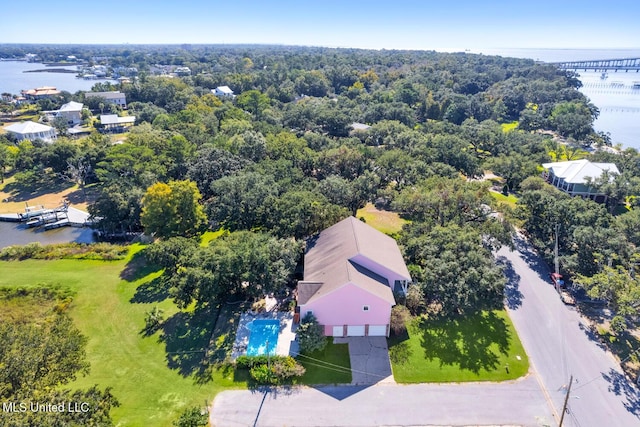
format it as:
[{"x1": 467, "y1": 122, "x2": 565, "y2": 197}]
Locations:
[{"x1": 246, "y1": 319, "x2": 280, "y2": 356}]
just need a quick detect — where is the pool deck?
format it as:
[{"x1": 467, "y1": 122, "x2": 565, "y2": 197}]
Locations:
[{"x1": 232, "y1": 311, "x2": 297, "y2": 360}]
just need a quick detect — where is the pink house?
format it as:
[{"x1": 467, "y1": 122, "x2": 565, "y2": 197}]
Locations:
[{"x1": 297, "y1": 216, "x2": 412, "y2": 337}]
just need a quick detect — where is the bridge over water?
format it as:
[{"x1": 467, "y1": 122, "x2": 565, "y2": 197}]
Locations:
[{"x1": 554, "y1": 57, "x2": 640, "y2": 72}]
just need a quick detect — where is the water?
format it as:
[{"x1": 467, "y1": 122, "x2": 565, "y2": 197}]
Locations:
[
  {"x1": 246, "y1": 319, "x2": 280, "y2": 356},
  {"x1": 0, "y1": 60, "x2": 114, "y2": 95},
  {"x1": 469, "y1": 48, "x2": 640, "y2": 149},
  {"x1": 0, "y1": 221, "x2": 95, "y2": 249}
]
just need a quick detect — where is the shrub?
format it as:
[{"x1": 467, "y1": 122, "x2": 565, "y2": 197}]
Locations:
[
  {"x1": 144, "y1": 306, "x2": 165, "y2": 332},
  {"x1": 405, "y1": 285, "x2": 426, "y2": 316},
  {"x1": 173, "y1": 406, "x2": 208, "y2": 427},
  {"x1": 0, "y1": 242, "x2": 129, "y2": 261},
  {"x1": 236, "y1": 355, "x2": 305, "y2": 385},
  {"x1": 297, "y1": 313, "x2": 327, "y2": 353},
  {"x1": 390, "y1": 305, "x2": 412, "y2": 336}
]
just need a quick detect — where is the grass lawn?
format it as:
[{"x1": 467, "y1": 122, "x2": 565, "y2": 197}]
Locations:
[
  {"x1": 0, "y1": 245, "x2": 246, "y2": 427},
  {"x1": 297, "y1": 338, "x2": 352, "y2": 384},
  {"x1": 489, "y1": 190, "x2": 518, "y2": 209},
  {"x1": 356, "y1": 203, "x2": 407, "y2": 235},
  {"x1": 389, "y1": 310, "x2": 529, "y2": 383}
]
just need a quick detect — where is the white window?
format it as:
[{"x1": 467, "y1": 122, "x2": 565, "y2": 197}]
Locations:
[{"x1": 362, "y1": 305, "x2": 369, "y2": 312}]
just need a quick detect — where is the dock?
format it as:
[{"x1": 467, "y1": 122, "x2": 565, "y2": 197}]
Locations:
[
  {"x1": 554, "y1": 57, "x2": 640, "y2": 73},
  {"x1": 0, "y1": 203, "x2": 91, "y2": 229}
]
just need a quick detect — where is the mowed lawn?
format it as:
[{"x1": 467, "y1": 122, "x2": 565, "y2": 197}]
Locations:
[
  {"x1": 0, "y1": 246, "x2": 245, "y2": 427},
  {"x1": 389, "y1": 310, "x2": 529, "y2": 383},
  {"x1": 356, "y1": 203, "x2": 407, "y2": 235}
]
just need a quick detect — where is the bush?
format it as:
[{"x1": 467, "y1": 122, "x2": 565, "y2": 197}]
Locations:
[
  {"x1": 237, "y1": 355, "x2": 305, "y2": 385},
  {"x1": 405, "y1": 285, "x2": 426, "y2": 316},
  {"x1": 173, "y1": 406, "x2": 207, "y2": 427},
  {"x1": 0, "y1": 242, "x2": 129, "y2": 261},
  {"x1": 390, "y1": 305, "x2": 412, "y2": 336},
  {"x1": 297, "y1": 313, "x2": 327, "y2": 353}
]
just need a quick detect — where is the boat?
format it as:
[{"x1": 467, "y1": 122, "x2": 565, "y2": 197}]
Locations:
[
  {"x1": 600, "y1": 72, "x2": 608, "y2": 80},
  {"x1": 18, "y1": 205, "x2": 53, "y2": 220},
  {"x1": 632, "y1": 82, "x2": 640, "y2": 90}
]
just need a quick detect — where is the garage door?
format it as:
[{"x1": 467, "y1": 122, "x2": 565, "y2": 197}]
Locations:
[
  {"x1": 367, "y1": 325, "x2": 388, "y2": 336},
  {"x1": 347, "y1": 325, "x2": 365, "y2": 336},
  {"x1": 332, "y1": 326, "x2": 344, "y2": 337}
]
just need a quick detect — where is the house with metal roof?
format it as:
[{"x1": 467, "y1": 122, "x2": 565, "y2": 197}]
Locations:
[
  {"x1": 84, "y1": 91, "x2": 127, "y2": 108},
  {"x1": 55, "y1": 101, "x2": 84, "y2": 125},
  {"x1": 542, "y1": 159, "x2": 620, "y2": 203},
  {"x1": 212, "y1": 86, "x2": 235, "y2": 98},
  {"x1": 5, "y1": 121, "x2": 57, "y2": 143},
  {"x1": 297, "y1": 216, "x2": 411, "y2": 337},
  {"x1": 100, "y1": 114, "x2": 136, "y2": 132}
]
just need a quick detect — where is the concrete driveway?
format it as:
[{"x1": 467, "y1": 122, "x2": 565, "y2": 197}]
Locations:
[{"x1": 334, "y1": 336, "x2": 394, "y2": 385}]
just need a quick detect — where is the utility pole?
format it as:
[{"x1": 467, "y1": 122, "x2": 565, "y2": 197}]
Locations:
[
  {"x1": 554, "y1": 222, "x2": 560, "y2": 276},
  {"x1": 559, "y1": 374, "x2": 573, "y2": 427}
]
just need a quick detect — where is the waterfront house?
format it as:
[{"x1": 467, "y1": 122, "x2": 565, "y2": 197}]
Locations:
[
  {"x1": 297, "y1": 216, "x2": 411, "y2": 337},
  {"x1": 100, "y1": 114, "x2": 136, "y2": 132},
  {"x1": 212, "y1": 86, "x2": 235, "y2": 98},
  {"x1": 55, "y1": 101, "x2": 84, "y2": 125},
  {"x1": 5, "y1": 121, "x2": 57, "y2": 143},
  {"x1": 84, "y1": 91, "x2": 127, "y2": 108},
  {"x1": 542, "y1": 159, "x2": 619, "y2": 203},
  {"x1": 21, "y1": 86, "x2": 61, "y2": 100}
]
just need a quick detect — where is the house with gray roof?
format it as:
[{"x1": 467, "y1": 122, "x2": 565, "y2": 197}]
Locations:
[
  {"x1": 542, "y1": 159, "x2": 620, "y2": 203},
  {"x1": 297, "y1": 216, "x2": 411, "y2": 337}
]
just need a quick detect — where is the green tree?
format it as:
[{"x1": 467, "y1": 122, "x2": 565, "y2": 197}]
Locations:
[
  {"x1": 141, "y1": 180, "x2": 207, "y2": 238},
  {"x1": 401, "y1": 223, "x2": 506, "y2": 316},
  {"x1": 0, "y1": 314, "x2": 89, "y2": 397},
  {"x1": 296, "y1": 313, "x2": 327, "y2": 353},
  {"x1": 236, "y1": 89, "x2": 270, "y2": 119},
  {"x1": 173, "y1": 407, "x2": 208, "y2": 427}
]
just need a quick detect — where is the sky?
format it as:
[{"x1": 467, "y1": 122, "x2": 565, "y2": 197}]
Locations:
[{"x1": 2, "y1": 0, "x2": 639, "y2": 50}]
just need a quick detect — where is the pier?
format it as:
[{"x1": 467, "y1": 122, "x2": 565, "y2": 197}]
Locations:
[
  {"x1": 554, "y1": 57, "x2": 640, "y2": 72},
  {"x1": 0, "y1": 203, "x2": 91, "y2": 229}
]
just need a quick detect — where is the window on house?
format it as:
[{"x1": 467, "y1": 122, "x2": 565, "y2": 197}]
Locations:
[{"x1": 363, "y1": 305, "x2": 369, "y2": 312}]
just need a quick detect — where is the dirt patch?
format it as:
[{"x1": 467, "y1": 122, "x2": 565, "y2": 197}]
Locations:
[{"x1": 0, "y1": 180, "x2": 97, "y2": 214}]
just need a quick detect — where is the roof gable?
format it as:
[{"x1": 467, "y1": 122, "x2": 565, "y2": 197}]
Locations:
[
  {"x1": 6, "y1": 121, "x2": 54, "y2": 134},
  {"x1": 542, "y1": 159, "x2": 619, "y2": 184},
  {"x1": 300, "y1": 216, "x2": 408, "y2": 306}
]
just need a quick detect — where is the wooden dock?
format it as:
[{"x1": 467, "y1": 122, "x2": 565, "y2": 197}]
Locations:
[{"x1": 0, "y1": 205, "x2": 91, "y2": 229}]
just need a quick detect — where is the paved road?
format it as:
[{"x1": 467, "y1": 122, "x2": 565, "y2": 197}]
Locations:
[
  {"x1": 210, "y1": 378, "x2": 552, "y2": 427},
  {"x1": 497, "y1": 233, "x2": 640, "y2": 427}
]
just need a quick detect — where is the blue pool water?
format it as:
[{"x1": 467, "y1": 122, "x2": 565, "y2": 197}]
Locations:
[{"x1": 246, "y1": 319, "x2": 280, "y2": 356}]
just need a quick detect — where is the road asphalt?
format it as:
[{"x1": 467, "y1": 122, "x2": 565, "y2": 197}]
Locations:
[
  {"x1": 210, "y1": 233, "x2": 639, "y2": 427},
  {"x1": 497, "y1": 233, "x2": 640, "y2": 427}
]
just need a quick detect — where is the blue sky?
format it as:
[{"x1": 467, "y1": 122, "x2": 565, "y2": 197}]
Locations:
[{"x1": 2, "y1": 0, "x2": 639, "y2": 50}]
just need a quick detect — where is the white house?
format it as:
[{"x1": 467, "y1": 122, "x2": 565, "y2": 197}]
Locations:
[
  {"x1": 84, "y1": 91, "x2": 127, "y2": 108},
  {"x1": 5, "y1": 122, "x2": 57, "y2": 143},
  {"x1": 56, "y1": 101, "x2": 84, "y2": 125},
  {"x1": 542, "y1": 159, "x2": 620, "y2": 203},
  {"x1": 212, "y1": 86, "x2": 235, "y2": 98},
  {"x1": 100, "y1": 114, "x2": 136, "y2": 132}
]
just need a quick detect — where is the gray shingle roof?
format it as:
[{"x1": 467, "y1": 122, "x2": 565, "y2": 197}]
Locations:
[{"x1": 299, "y1": 216, "x2": 409, "y2": 305}]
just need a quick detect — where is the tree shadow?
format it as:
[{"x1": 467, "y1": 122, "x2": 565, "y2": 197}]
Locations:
[
  {"x1": 120, "y1": 249, "x2": 160, "y2": 282},
  {"x1": 602, "y1": 368, "x2": 640, "y2": 417},
  {"x1": 419, "y1": 311, "x2": 510, "y2": 374},
  {"x1": 2, "y1": 177, "x2": 74, "y2": 202},
  {"x1": 496, "y1": 255, "x2": 523, "y2": 309},
  {"x1": 130, "y1": 276, "x2": 170, "y2": 303},
  {"x1": 159, "y1": 306, "x2": 217, "y2": 377},
  {"x1": 512, "y1": 234, "x2": 553, "y2": 281}
]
